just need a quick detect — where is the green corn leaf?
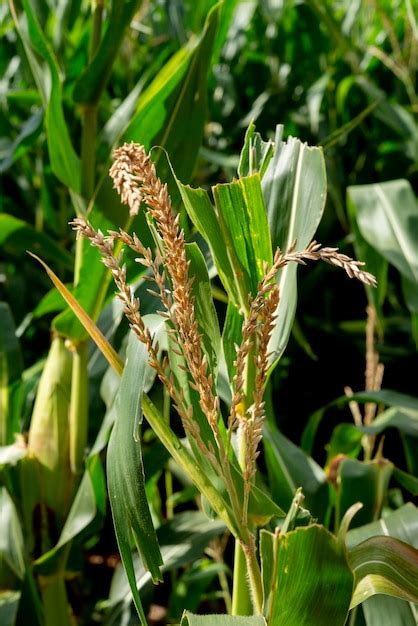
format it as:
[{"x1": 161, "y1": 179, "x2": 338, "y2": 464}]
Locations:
[
  {"x1": 178, "y1": 171, "x2": 272, "y2": 312},
  {"x1": 0, "y1": 303, "x2": 22, "y2": 445},
  {"x1": 261, "y1": 525, "x2": 353, "y2": 625},
  {"x1": 393, "y1": 467, "x2": 418, "y2": 495},
  {"x1": 262, "y1": 124, "x2": 327, "y2": 365},
  {"x1": 347, "y1": 180, "x2": 418, "y2": 284},
  {"x1": 222, "y1": 302, "x2": 243, "y2": 382},
  {"x1": 177, "y1": 183, "x2": 241, "y2": 306},
  {"x1": 212, "y1": 173, "x2": 273, "y2": 304},
  {"x1": 0, "y1": 108, "x2": 43, "y2": 174},
  {"x1": 302, "y1": 389, "x2": 418, "y2": 455},
  {"x1": 349, "y1": 536, "x2": 418, "y2": 608},
  {"x1": 56, "y1": 5, "x2": 220, "y2": 341},
  {"x1": 107, "y1": 332, "x2": 163, "y2": 622},
  {"x1": 0, "y1": 488, "x2": 25, "y2": 585},
  {"x1": 0, "y1": 591, "x2": 20, "y2": 626},
  {"x1": 108, "y1": 511, "x2": 225, "y2": 606},
  {"x1": 336, "y1": 459, "x2": 393, "y2": 529},
  {"x1": 0, "y1": 215, "x2": 73, "y2": 271},
  {"x1": 10, "y1": 0, "x2": 81, "y2": 192},
  {"x1": 122, "y1": 3, "x2": 220, "y2": 185},
  {"x1": 347, "y1": 503, "x2": 418, "y2": 551},
  {"x1": 347, "y1": 199, "x2": 388, "y2": 317},
  {"x1": 263, "y1": 422, "x2": 329, "y2": 521},
  {"x1": 186, "y1": 242, "x2": 221, "y2": 375},
  {"x1": 326, "y1": 423, "x2": 363, "y2": 466},
  {"x1": 362, "y1": 406, "x2": 418, "y2": 437},
  {"x1": 238, "y1": 120, "x2": 274, "y2": 178},
  {"x1": 73, "y1": 0, "x2": 142, "y2": 105},
  {"x1": 361, "y1": 595, "x2": 417, "y2": 626},
  {"x1": 33, "y1": 454, "x2": 106, "y2": 575}
]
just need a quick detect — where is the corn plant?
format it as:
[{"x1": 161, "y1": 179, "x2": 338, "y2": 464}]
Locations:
[
  {"x1": 2, "y1": 1, "x2": 418, "y2": 625},
  {"x1": 0, "y1": 1, "x2": 229, "y2": 624},
  {"x1": 46, "y1": 127, "x2": 418, "y2": 625}
]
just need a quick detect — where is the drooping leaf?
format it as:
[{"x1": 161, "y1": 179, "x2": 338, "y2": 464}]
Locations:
[
  {"x1": 361, "y1": 595, "x2": 417, "y2": 626},
  {"x1": 262, "y1": 125, "x2": 327, "y2": 364},
  {"x1": 107, "y1": 332, "x2": 163, "y2": 622},
  {"x1": 349, "y1": 536, "x2": 418, "y2": 608},
  {"x1": 261, "y1": 525, "x2": 353, "y2": 626},
  {"x1": 362, "y1": 406, "x2": 418, "y2": 437},
  {"x1": 347, "y1": 198, "x2": 388, "y2": 316}
]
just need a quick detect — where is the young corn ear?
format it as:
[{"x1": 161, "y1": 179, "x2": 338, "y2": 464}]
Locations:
[{"x1": 26, "y1": 336, "x2": 75, "y2": 530}]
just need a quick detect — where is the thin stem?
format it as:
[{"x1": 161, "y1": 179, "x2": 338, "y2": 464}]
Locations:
[
  {"x1": 69, "y1": 0, "x2": 104, "y2": 474},
  {"x1": 69, "y1": 344, "x2": 88, "y2": 473},
  {"x1": 231, "y1": 542, "x2": 253, "y2": 616},
  {"x1": 90, "y1": 0, "x2": 104, "y2": 58},
  {"x1": 242, "y1": 539, "x2": 264, "y2": 615}
]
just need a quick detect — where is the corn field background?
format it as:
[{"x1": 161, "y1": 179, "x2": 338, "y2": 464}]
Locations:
[{"x1": 1, "y1": 1, "x2": 418, "y2": 625}]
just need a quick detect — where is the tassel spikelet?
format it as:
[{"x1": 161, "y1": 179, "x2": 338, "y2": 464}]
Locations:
[{"x1": 72, "y1": 142, "x2": 377, "y2": 533}]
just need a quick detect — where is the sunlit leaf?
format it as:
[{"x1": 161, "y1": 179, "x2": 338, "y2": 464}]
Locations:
[
  {"x1": 261, "y1": 525, "x2": 353, "y2": 625},
  {"x1": 107, "y1": 333, "x2": 163, "y2": 621},
  {"x1": 263, "y1": 125, "x2": 327, "y2": 365}
]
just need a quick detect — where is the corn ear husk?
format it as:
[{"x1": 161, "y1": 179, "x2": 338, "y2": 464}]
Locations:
[{"x1": 27, "y1": 336, "x2": 74, "y2": 526}]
